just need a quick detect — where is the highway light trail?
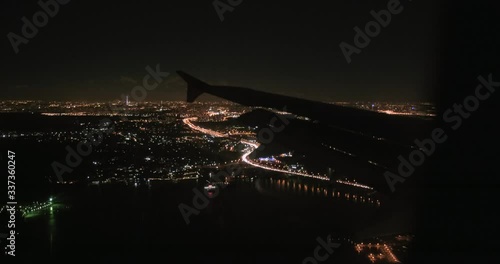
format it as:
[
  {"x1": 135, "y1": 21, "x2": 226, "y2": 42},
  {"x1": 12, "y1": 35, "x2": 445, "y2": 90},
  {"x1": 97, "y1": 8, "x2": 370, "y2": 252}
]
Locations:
[
  {"x1": 240, "y1": 142, "x2": 330, "y2": 181},
  {"x1": 183, "y1": 117, "x2": 378, "y2": 189},
  {"x1": 183, "y1": 117, "x2": 226, "y2": 137},
  {"x1": 335, "y1": 179, "x2": 374, "y2": 190},
  {"x1": 183, "y1": 117, "x2": 329, "y2": 181}
]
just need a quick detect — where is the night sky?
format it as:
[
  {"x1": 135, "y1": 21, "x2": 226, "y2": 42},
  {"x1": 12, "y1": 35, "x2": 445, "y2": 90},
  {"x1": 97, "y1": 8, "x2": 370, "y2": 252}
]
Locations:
[{"x1": 1, "y1": 0, "x2": 439, "y2": 102}]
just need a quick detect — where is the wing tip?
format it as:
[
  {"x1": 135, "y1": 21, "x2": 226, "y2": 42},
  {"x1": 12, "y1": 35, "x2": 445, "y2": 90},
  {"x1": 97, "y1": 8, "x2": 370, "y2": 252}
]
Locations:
[{"x1": 176, "y1": 71, "x2": 208, "y2": 103}]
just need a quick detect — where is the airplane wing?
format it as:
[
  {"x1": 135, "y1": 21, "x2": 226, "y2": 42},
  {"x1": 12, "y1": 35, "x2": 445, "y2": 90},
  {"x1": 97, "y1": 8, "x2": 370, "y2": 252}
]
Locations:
[
  {"x1": 177, "y1": 71, "x2": 432, "y2": 196},
  {"x1": 177, "y1": 71, "x2": 432, "y2": 146},
  {"x1": 177, "y1": 71, "x2": 430, "y2": 240}
]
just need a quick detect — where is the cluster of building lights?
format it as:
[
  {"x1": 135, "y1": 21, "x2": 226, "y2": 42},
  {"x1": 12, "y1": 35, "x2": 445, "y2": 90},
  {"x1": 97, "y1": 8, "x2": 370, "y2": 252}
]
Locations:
[{"x1": 355, "y1": 243, "x2": 400, "y2": 263}]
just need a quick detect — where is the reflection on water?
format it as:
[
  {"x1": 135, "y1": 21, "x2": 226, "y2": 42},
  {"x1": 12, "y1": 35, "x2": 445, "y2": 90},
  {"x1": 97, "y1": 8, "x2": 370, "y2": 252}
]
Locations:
[
  {"x1": 257, "y1": 177, "x2": 381, "y2": 207},
  {"x1": 48, "y1": 206, "x2": 55, "y2": 256},
  {"x1": 20, "y1": 176, "x2": 384, "y2": 259}
]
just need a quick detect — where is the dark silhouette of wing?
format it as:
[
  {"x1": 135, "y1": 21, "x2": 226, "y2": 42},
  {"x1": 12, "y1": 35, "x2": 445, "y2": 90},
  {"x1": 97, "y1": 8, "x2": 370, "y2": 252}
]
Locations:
[{"x1": 177, "y1": 71, "x2": 431, "y2": 146}]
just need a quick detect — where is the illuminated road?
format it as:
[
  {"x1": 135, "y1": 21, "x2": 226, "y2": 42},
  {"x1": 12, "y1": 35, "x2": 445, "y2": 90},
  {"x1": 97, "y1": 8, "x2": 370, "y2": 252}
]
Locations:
[
  {"x1": 183, "y1": 117, "x2": 376, "y2": 189},
  {"x1": 183, "y1": 117, "x2": 329, "y2": 181},
  {"x1": 239, "y1": 140, "x2": 330, "y2": 180},
  {"x1": 183, "y1": 117, "x2": 226, "y2": 138}
]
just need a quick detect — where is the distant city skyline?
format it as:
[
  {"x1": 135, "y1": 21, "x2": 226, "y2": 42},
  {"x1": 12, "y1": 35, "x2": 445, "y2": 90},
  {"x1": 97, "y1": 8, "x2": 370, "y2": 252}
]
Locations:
[
  {"x1": 0, "y1": 100, "x2": 436, "y2": 117},
  {"x1": 1, "y1": 1, "x2": 439, "y2": 102}
]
